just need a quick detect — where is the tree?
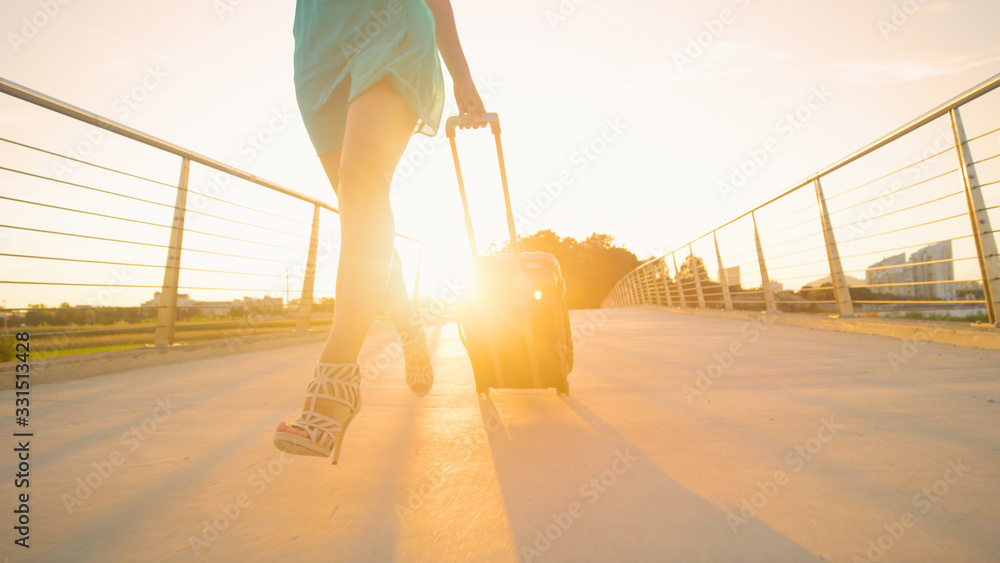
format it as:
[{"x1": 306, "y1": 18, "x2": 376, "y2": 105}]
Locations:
[
  {"x1": 677, "y1": 255, "x2": 708, "y2": 283},
  {"x1": 490, "y1": 230, "x2": 640, "y2": 309}
]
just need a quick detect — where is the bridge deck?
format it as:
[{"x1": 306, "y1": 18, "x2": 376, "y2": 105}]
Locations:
[{"x1": 2, "y1": 308, "x2": 998, "y2": 562}]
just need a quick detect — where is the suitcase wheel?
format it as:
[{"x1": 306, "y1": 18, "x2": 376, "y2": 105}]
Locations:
[
  {"x1": 476, "y1": 383, "x2": 490, "y2": 396},
  {"x1": 556, "y1": 381, "x2": 570, "y2": 396}
]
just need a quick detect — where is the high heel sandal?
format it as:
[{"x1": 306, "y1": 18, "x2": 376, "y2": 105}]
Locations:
[
  {"x1": 273, "y1": 362, "x2": 361, "y2": 464},
  {"x1": 400, "y1": 327, "x2": 434, "y2": 397}
]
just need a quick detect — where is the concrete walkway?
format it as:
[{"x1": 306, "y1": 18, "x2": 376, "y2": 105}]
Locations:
[{"x1": 2, "y1": 308, "x2": 998, "y2": 562}]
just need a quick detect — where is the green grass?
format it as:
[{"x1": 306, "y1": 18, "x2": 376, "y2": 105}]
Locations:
[
  {"x1": 891, "y1": 311, "x2": 991, "y2": 323},
  {"x1": 1, "y1": 316, "x2": 334, "y2": 362},
  {"x1": 35, "y1": 343, "x2": 148, "y2": 359}
]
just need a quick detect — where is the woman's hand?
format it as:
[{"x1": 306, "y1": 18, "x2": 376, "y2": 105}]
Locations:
[{"x1": 454, "y1": 74, "x2": 487, "y2": 129}]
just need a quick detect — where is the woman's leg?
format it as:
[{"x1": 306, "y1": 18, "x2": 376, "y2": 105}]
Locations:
[
  {"x1": 382, "y1": 246, "x2": 420, "y2": 331},
  {"x1": 277, "y1": 76, "x2": 417, "y2": 436},
  {"x1": 306, "y1": 152, "x2": 415, "y2": 335}
]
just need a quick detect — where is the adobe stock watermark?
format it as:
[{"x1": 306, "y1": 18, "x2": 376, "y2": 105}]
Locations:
[
  {"x1": 514, "y1": 117, "x2": 626, "y2": 231},
  {"x1": 188, "y1": 452, "x2": 297, "y2": 555},
  {"x1": 852, "y1": 459, "x2": 970, "y2": 562},
  {"x1": 841, "y1": 126, "x2": 952, "y2": 242},
  {"x1": 717, "y1": 85, "x2": 835, "y2": 202},
  {"x1": 339, "y1": 0, "x2": 405, "y2": 58},
  {"x1": 727, "y1": 417, "x2": 845, "y2": 534},
  {"x1": 389, "y1": 74, "x2": 500, "y2": 190},
  {"x1": 521, "y1": 449, "x2": 639, "y2": 562},
  {"x1": 878, "y1": 0, "x2": 930, "y2": 40},
  {"x1": 569, "y1": 307, "x2": 618, "y2": 351},
  {"x1": 673, "y1": 0, "x2": 752, "y2": 72},
  {"x1": 187, "y1": 105, "x2": 297, "y2": 213},
  {"x1": 61, "y1": 397, "x2": 179, "y2": 514},
  {"x1": 7, "y1": 0, "x2": 73, "y2": 54},
  {"x1": 394, "y1": 404, "x2": 510, "y2": 522},
  {"x1": 682, "y1": 312, "x2": 776, "y2": 404},
  {"x1": 52, "y1": 63, "x2": 170, "y2": 180},
  {"x1": 359, "y1": 273, "x2": 470, "y2": 381},
  {"x1": 213, "y1": 0, "x2": 249, "y2": 21},
  {"x1": 886, "y1": 326, "x2": 940, "y2": 373},
  {"x1": 543, "y1": 0, "x2": 610, "y2": 30}
]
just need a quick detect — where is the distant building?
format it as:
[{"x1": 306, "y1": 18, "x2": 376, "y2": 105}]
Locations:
[
  {"x1": 866, "y1": 253, "x2": 908, "y2": 298},
  {"x1": 718, "y1": 266, "x2": 741, "y2": 287},
  {"x1": 864, "y1": 241, "x2": 955, "y2": 299},
  {"x1": 910, "y1": 241, "x2": 955, "y2": 299},
  {"x1": 141, "y1": 292, "x2": 197, "y2": 310}
]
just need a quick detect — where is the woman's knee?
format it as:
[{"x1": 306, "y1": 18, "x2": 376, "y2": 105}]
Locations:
[{"x1": 338, "y1": 159, "x2": 392, "y2": 205}]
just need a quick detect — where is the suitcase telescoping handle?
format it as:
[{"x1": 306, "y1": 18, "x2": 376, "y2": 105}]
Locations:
[
  {"x1": 447, "y1": 112, "x2": 543, "y2": 390},
  {"x1": 446, "y1": 112, "x2": 521, "y2": 262}
]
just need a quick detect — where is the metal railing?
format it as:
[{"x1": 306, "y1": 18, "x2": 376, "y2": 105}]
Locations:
[
  {"x1": 603, "y1": 73, "x2": 1000, "y2": 327},
  {"x1": 0, "y1": 77, "x2": 430, "y2": 350}
]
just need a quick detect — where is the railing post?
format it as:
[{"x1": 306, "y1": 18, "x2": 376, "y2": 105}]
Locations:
[
  {"x1": 663, "y1": 259, "x2": 674, "y2": 307},
  {"x1": 752, "y1": 211, "x2": 777, "y2": 313},
  {"x1": 673, "y1": 253, "x2": 687, "y2": 308},
  {"x1": 689, "y1": 244, "x2": 706, "y2": 308},
  {"x1": 154, "y1": 157, "x2": 190, "y2": 347},
  {"x1": 713, "y1": 231, "x2": 734, "y2": 311},
  {"x1": 653, "y1": 259, "x2": 665, "y2": 306},
  {"x1": 642, "y1": 265, "x2": 654, "y2": 304},
  {"x1": 411, "y1": 243, "x2": 424, "y2": 307},
  {"x1": 951, "y1": 108, "x2": 1000, "y2": 326},
  {"x1": 297, "y1": 204, "x2": 321, "y2": 332},
  {"x1": 813, "y1": 177, "x2": 855, "y2": 318},
  {"x1": 635, "y1": 268, "x2": 645, "y2": 305}
]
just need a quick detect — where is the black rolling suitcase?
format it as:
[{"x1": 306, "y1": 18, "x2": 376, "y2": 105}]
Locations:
[{"x1": 446, "y1": 113, "x2": 573, "y2": 395}]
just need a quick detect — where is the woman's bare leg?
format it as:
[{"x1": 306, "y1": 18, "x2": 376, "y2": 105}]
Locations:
[
  {"x1": 277, "y1": 76, "x2": 416, "y2": 436},
  {"x1": 382, "y1": 246, "x2": 420, "y2": 331}
]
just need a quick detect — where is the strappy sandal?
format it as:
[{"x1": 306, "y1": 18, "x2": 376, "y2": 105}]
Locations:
[
  {"x1": 400, "y1": 327, "x2": 434, "y2": 397},
  {"x1": 273, "y1": 362, "x2": 361, "y2": 464}
]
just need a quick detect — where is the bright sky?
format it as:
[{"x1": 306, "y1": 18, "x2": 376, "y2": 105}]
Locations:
[{"x1": 1, "y1": 0, "x2": 999, "y2": 309}]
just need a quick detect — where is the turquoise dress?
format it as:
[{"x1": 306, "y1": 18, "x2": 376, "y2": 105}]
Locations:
[{"x1": 293, "y1": 0, "x2": 445, "y2": 156}]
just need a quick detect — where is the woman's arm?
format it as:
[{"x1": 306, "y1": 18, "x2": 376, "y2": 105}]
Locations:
[{"x1": 424, "y1": 0, "x2": 487, "y2": 126}]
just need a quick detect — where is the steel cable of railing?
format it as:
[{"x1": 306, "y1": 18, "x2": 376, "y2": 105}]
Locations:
[
  {"x1": 756, "y1": 200, "x2": 822, "y2": 229},
  {"x1": 837, "y1": 213, "x2": 968, "y2": 244},
  {"x1": 2, "y1": 132, "x2": 314, "y2": 228},
  {"x1": 0, "y1": 135, "x2": 178, "y2": 189},
  {"x1": 837, "y1": 236, "x2": 973, "y2": 261},
  {"x1": 824, "y1": 146, "x2": 955, "y2": 203},
  {"x1": 0, "y1": 252, "x2": 336, "y2": 283},
  {"x1": 831, "y1": 190, "x2": 964, "y2": 231},
  {"x1": 844, "y1": 256, "x2": 974, "y2": 275},
  {"x1": 760, "y1": 243, "x2": 828, "y2": 262},
  {"x1": 754, "y1": 215, "x2": 819, "y2": 242},
  {"x1": 0, "y1": 195, "x2": 312, "y2": 253},
  {"x1": 757, "y1": 230, "x2": 825, "y2": 253},
  {"x1": 0, "y1": 280, "x2": 319, "y2": 293},
  {"x1": 825, "y1": 169, "x2": 960, "y2": 217},
  {"x1": 0, "y1": 164, "x2": 312, "y2": 240},
  {"x1": 765, "y1": 258, "x2": 831, "y2": 273},
  {"x1": 971, "y1": 152, "x2": 1000, "y2": 166},
  {"x1": 853, "y1": 278, "x2": 981, "y2": 290},
  {"x1": 0, "y1": 224, "x2": 314, "y2": 266},
  {"x1": 961, "y1": 125, "x2": 1000, "y2": 144}
]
